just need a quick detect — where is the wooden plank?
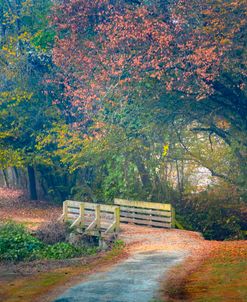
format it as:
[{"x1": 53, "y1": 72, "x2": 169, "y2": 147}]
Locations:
[
  {"x1": 70, "y1": 215, "x2": 81, "y2": 228},
  {"x1": 68, "y1": 206, "x2": 94, "y2": 212},
  {"x1": 67, "y1": 218, "x2": 89, "y2": 223},
  {"x1": 63, "y1": 200, "x2": 69, "y2": 220},
  {"x1": 66, "y1": 200, "x2": 98, "y2": 210},
  {"x1": 100, "y1": 219, "x2": 112, "y2": 224},
  {"x1": 151, "y1": 216, "x2": 172, "y2": 223},
  {"x1": 100, "y1": 222, "x2": 112, "y2": 229},
  {"x1": 79, "y1": 202, "x2": 85, "y2": 227},
  {"x1": 105, "y1": 222, "x2": 116, "y2": 234},
  {"x1": 100, "y1": 204, "x2": 119, "y2": 213},
  {"x1": 149, "y1": 220, "x2": 171, "y2": 228},
  {"x1": 100, "y1": 214, "x2": 114, "y2": 218},
  {"x1": 84, "y1": 202, "x2": 99, "y2": 210},
  {"x1": 100, "y1": 217, "x2": 115, "y2": 222},
  {"x1": 65, "y1": 200, "x2": 81, "y2": 208},
  {"x1": 68, "y1": 206, "x2": 95, "y2": 211},
  {"x1": 57, "y1": 213, "x2": 64, "y2": 222},
  {"x1": 114, "y1": 198, "x2": 171, "y2": 211},
  {"x1": 115, "y1": 207, "x2": 120, "y2": 232},
  {"x1": 95, "y1": 204, "x2": 100, "y2": 229},
  {"x1": 67, "y1": 206, "x2": 80, "y2": 210},
  {"x1": 85, "y1": 216, "x2": 95, "y2": 219},
  {"x1": 84, "y1": 209, "x2": 95, "y2": 215},
  {"x1": 68, "y1": 216, "x2": 95, "y2": 224},
  {"x1": 100, "y1": 212, "x2": 114, "y2": 217},
  {"x1": 67, "y1": 213, "x2": 79, "y2": 219},
  {"x1": 120, "y1": 211, "x2": 172, "y2": 223},
  {"x1": 67, "y1": 208, "x2": 80, "y2": 214},
  {"x1": 83, "y1": 220, "x2": 95, "y2": 225},
  {"x1": 66, "y1": 201, "x2": 119, "y2": 212},
  {"x1": 119, "y1": 206, "x2": 171, "y2": 217},
  {"x1": 85, "y1": 220, "x2": 97, "y2": 232},
  {"x1": 120, "y1": 217, "x2": 171, "y2": 228}
]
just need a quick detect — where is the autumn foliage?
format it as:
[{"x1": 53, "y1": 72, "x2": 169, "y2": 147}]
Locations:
[{"x1": 52, "y1": 0, "x2": 246, "y2": 120}]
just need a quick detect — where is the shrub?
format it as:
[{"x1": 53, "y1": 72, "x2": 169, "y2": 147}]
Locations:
[
  {"x1": 112, "y1": 239, "x2": 125, "y2": 250},
  {"x1": 36, "y1": 242, "x2": 80, "y2": 259},
  {"x1": 36, "y1": 221, "x2": 69, "y2": 245},
  {"x1": 0, "y1": 221, "x2": 98, "y2": 263},
  {"x1": 175, "y1": 184, "x2": 245, "y2": 240},
  {"x1": 36, "y1": 242, "x2": 97, "y2": 260},
  {"x1": 0, "y1": 221, "x2": 43, "y2": 261}
]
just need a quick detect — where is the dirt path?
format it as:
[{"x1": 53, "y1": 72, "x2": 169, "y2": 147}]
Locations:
[
  {"x1": 53, "y1": 250, "x2": 186, "y2": 302},
  {"x1": 51, "y1": 225, "x2": 205, "y2": 302},
  {"x1": 119, "y1": 224, "x2": 205, "y2": 254}
]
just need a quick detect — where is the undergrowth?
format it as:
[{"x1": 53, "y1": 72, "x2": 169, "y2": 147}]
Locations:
[{"x1": 0, "y1": 221, "x2": 97, "y2": 262}]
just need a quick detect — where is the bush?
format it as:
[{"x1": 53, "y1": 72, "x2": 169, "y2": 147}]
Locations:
[
  {"x1": 0, "y1": 221, "x2": 98, "y2": 263},
  {"x1": 36, "y1": 242, "x2": 80, "y2": 259},
  {"x1": 0, "y1": 221, "x2": 43, "y2": 261},
  {"x1": 112, "y1": 239, "x2": 125, "y2": 250},
  {"x1": 175, "y1": 185, "x2": 245, "y2": 240},
  {"x1": 36, "y1": 221, "x2": 69, "y2": 245},
  {"x1": 36, "y1": 242, "x2": 98, "y2": 260}
]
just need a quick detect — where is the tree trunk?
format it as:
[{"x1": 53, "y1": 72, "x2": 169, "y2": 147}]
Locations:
[
  {"x1": 12, "y1": 167, "x2": 19, "y2": 187},
  {"x1": 134, "y1": 157, "x2": 152, "y2": 189},
  {"x1": 176, "y1": 160, "x2": 183, "y2": 201},
  {"x1": 2, "y1": 169, "x2": 9, "y2": 188},
  {"x1": 27, "y1": 165, "x2": 37, "y2": 200}
]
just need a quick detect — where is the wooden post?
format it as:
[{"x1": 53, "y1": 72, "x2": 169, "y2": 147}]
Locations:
[
  {"x1": 63, "y1": 200, "x2": 68, "y2": 222},
  {"x1": 95, "y1": 205, "x2": 101, "y2": 229},
  {"x1": 71, "y1": 202, "x2": 85, "y2": 228},
  {"x1": 79, "y1": 202, "x2": 85, "y2": 228},
  {"x1": 115, "y1": 207, "x2": 120, "y2": 232},
  {"x1": 171, "y1": 206, "x2": 175, "y2": 228}
]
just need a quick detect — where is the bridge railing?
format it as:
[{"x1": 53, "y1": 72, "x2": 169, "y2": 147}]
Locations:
[
  {"x1": 58, "y1": 200, "x2": 120, "y2": 234},
  {"x1": 114, "y1": 198, "x2": 175, "y2": 228}
]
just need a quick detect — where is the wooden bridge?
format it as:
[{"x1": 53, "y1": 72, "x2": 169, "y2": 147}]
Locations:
[
  {"x1": 58, "y1": 200, "x2": 120, "y2": 237},
  {"x1": 114, "y1": 198, "x2": 175, "y2": 229},
  {"x1": 58, "y1": 199, "x2": 176, "y2": 237}
]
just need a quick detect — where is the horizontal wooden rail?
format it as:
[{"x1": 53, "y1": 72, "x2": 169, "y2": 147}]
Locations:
[
  {"x1": 114, "y1": 198, "x2": 175, "y2": 229},
  {"x1": 58, "y1": 200, "x2": 120, "y2": 235},
  {"x1": 115, "y1": 198, "x2": 172, "y2": 211}
]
